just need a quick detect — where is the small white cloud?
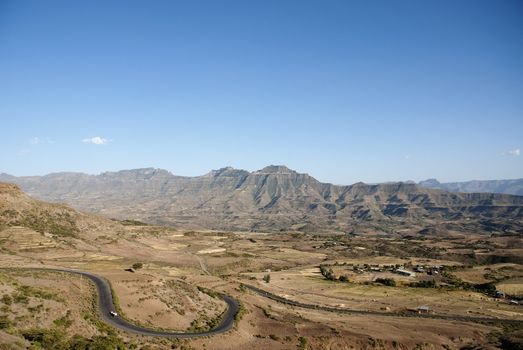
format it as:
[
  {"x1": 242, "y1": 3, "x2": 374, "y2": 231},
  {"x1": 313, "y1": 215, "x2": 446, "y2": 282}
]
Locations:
[
  {"x1": 82, "y1": 136, "x2": 110, "y2": 145},
  {"x1": 30, "y1": 137, "x2": 56, "y2": 145},
  {"x1": 404, "y1": 154, "x2": 411, "y2": 160},
  {"x1": 29, "y1": 137, "x2": 40, "y2": 145},
  {"x1": 504, "y1": 148, "x2": 520, "y2": 156}
]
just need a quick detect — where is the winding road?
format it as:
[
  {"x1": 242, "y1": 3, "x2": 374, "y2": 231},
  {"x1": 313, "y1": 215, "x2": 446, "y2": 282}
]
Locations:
[
  {"x1": 6, "y1": 266, "x2": 521, "y2": 339},
  {"x1": 6, "y1": 268, "x2": 239, "y2": 338},
  {"x1": 243, "y1": 284, "x2": 523, "y2": 325}
]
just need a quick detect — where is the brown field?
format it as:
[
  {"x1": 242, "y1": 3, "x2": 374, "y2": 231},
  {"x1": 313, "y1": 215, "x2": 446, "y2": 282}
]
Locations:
[{"x1": 1, "y1": 224, "x2": 523, "y2": 349}]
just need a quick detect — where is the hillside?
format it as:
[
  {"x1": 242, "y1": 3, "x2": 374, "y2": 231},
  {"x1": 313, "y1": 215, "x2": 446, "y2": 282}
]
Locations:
[
  {"x1": 2, "y1": 167, "x2": 523, "y2": 234},
  {"x1": 0, "y1": 182, "x2": 123, "y2": 240},
  {"x1": 419, "y1": 178, "x2": 523, "y2": 196}
]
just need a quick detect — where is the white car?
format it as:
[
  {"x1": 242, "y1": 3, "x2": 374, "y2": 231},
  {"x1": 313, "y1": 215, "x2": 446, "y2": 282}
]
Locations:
[{"x1": 110, "y1": 311, "x2": 118, "y2": 317}]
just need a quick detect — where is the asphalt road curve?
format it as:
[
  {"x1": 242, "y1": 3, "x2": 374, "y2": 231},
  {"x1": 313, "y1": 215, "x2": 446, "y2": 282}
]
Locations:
[
  {"x1": 15, "y1": 268, "x2": 239, "y2": 338},
  {"x1": 243, "y1": 284, "x2": 523, "y2": 325}
]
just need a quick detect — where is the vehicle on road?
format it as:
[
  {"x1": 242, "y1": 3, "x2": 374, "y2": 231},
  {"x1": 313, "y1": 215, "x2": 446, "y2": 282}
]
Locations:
[{"x1": 0, "y1": 267, "x2": 239, "y2": 338}]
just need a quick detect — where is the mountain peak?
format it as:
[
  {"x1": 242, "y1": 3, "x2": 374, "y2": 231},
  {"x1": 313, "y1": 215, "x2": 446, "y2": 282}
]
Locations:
[
  {"x1": 2, "y1": 171, "x2": 523, "y2": 234},
  {"x1": 419, "y1": 178, "x2": 441, "y2": 186},
  {"x1": 256, "y1": 165, "x2": 295, "y2": 174}
]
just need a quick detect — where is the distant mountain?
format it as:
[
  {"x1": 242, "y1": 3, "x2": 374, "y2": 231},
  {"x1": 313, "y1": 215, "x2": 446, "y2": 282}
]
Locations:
[
  {"x1": 2, "y1": 166, "x2": 523, "y2": 234},
  {"x1": 419, "y1": 178, "x2": 523, "y2": 196}
]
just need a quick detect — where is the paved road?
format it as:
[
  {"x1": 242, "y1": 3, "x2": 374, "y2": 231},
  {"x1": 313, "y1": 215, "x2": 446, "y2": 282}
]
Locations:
[
  {"x1": 5, "y1": 268, "x2": 239, "y2": 338},
  {"x1": 243, "y1": 284, "x2": 523, "y2": 325}
]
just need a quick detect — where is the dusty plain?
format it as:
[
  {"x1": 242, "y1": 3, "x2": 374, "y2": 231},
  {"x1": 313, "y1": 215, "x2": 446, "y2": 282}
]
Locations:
[{"x1": 1, "y1": 221, "x2": 523, "y2": 349}]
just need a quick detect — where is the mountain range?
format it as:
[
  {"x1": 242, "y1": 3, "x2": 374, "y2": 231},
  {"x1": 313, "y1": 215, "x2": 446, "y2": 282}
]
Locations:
[
  {"x1": 1, "y1": 166, "x2": 523, "y2": 234},
  {"x1": 419, "y1": 178, "x2": 523, "y2": 196}
]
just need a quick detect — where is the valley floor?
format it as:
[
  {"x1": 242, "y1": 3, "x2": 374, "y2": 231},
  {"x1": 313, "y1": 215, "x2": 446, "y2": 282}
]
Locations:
[{"x1": 1, "y1": 225, "x2": 523, "y2": 349}]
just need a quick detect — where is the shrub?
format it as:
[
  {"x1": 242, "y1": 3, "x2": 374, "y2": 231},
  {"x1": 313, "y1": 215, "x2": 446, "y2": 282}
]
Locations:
[
  {"x1": 13, "y1": 293, "x2": 28, "y2": 304},
  {"x1": 1, "y1": 294, "x2": 12, "y2": 305},
  {"x1": 375, "y1": 278, "x2": 396, "y2": 287},
  {"x1": 131, "y1": 262, "x2": 143, "y2": 270},
  {"x1": 410, "y1": 279, "x2": 436, "y2": 288},
  {"x1": 298, "y1": 336, "x2": 308, "y2": 350},
  {"x1": 234, "y1": 301, "x2": 247, "y2": 322},
  {"x1": 473, "y1": 282, "x2": 497, "y2": 294},
  {"x1": 263, "y1": 274, "x2": 271, "y2": 283},
  {"x1": 0, "y1": 316, "x2": 12, "y2": 329},
  {"x1": 22, "y1": 329, "x2": 67, "y2": 349},
  {"x1": 339, "y1": 275, "x2": 349, "y2": 282},
  {"x1": 319, "y1": 265, "x2": 337, "y2": 281}
]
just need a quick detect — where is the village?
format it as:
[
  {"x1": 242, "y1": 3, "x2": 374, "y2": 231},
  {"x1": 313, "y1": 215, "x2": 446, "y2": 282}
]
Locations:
[{"x1": 319, "y1": 260, "x2": 522, "y2": 308}]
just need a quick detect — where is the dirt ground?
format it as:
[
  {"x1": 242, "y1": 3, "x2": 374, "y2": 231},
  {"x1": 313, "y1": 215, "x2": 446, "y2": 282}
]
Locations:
[{"x1": 1, "y1": 226, "x2": 522, "y2": 349}]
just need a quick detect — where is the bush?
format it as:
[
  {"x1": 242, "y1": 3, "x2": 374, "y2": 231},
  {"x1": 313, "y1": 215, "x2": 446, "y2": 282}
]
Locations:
[
  {"x1": 22, "y1": 329, "x2": 67, "y2": 349},
  {"x1": 319, "y1": 265, "x2": 337, "y2": 281},
  {"x1": 0, "y1": 316, "x2": 12, "y2": 329},
  {"x1": 499, "y1": 330, "x2": 523, "y2": 350},
  {"x1": 22, "y1": 329, "x2": 128, "y2": 350},
  {"x1": 263, "y1": 274, "x2": 271, "y2": 283},
  {"x1": 410, "y1": 279, "x2": 436, "y2": 288},
  {"x1": 53, "y1": 310, "x2": 73, "y2": 328},
  {"x1": 131, "y1": 262, "x2": 143, "y2": 270},
  {"x1": 1, "y1": 294, "x2": 12, "y2": 305},
  {"x1": 298, "y1": 336, "x2": 308, "y2": 350},
  {"x1": 375, "y1": 278, "x2": 396, "y2": 287},
  {"x1": 13, "y1": 293, "x2": 28, "y2": 304},
  {"x1": 473, "y1": 282, "x2": 497, "y2": 294},
  {"x1": 234, "y1": 301, "x2": 247, "y2": 322}
]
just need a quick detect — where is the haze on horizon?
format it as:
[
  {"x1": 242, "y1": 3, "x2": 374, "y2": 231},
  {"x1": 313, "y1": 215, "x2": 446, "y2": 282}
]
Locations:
[{"x1": 1, "y1": 0, "x2": 522, "y2": 185}]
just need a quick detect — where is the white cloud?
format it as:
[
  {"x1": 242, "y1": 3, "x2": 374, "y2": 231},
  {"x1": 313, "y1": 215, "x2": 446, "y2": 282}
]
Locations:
[
  {"x1": 82, "y1": 136, "x2": 110, "y2": 145},
  {"x1": 504, "y1": 148, "x2": 520, "y2": 156},
  {"x1": 30, "y1": 137, "x2": 56, "y2": 145},
  {"x1": 29, "y1": 137, "x2": 41, "y2": 145}
]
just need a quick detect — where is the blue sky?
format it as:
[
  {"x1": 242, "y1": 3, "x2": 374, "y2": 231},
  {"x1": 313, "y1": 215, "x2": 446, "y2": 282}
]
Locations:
[{"x1": 1, "y1": 0, "x2": 522, "y2": 184}]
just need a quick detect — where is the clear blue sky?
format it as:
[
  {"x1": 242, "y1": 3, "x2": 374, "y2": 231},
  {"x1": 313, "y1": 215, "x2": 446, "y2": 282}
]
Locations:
[{"x1": 1, "y1": 0, "x2": 522, "y2": 184}]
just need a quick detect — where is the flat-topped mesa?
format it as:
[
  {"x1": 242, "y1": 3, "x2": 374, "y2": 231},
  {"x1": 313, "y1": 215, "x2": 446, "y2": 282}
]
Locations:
[
  {"x1": 254, "y1": 165, "x2": 297, "y2": 175},
  {"x1": 206, "y1": 167, "x2": 250, "y2": 178},
  {"x1": 419, "y1": 178, "x2": 441, "y2": 187},
  {"x1": 99, "y1": 168, "x2": 173, "y2": 178}
]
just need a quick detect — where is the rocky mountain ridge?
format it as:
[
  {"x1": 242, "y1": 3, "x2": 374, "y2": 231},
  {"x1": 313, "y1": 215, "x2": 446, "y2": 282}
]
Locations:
[
  {"x1": 2, "y1": 166, "x2": 523, "y2": 234},
  {"x1": 419, "y1": 178, "x2": 523, "y2": 196}
]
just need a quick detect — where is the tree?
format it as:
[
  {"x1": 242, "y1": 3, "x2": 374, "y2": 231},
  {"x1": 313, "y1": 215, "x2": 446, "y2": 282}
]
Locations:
[
  {"x1": 132, "y1": 262, "x2": 143, "y2": 270},
  {"x1": 375, "y1": 278, "x2": 396, "y2": 287}
]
